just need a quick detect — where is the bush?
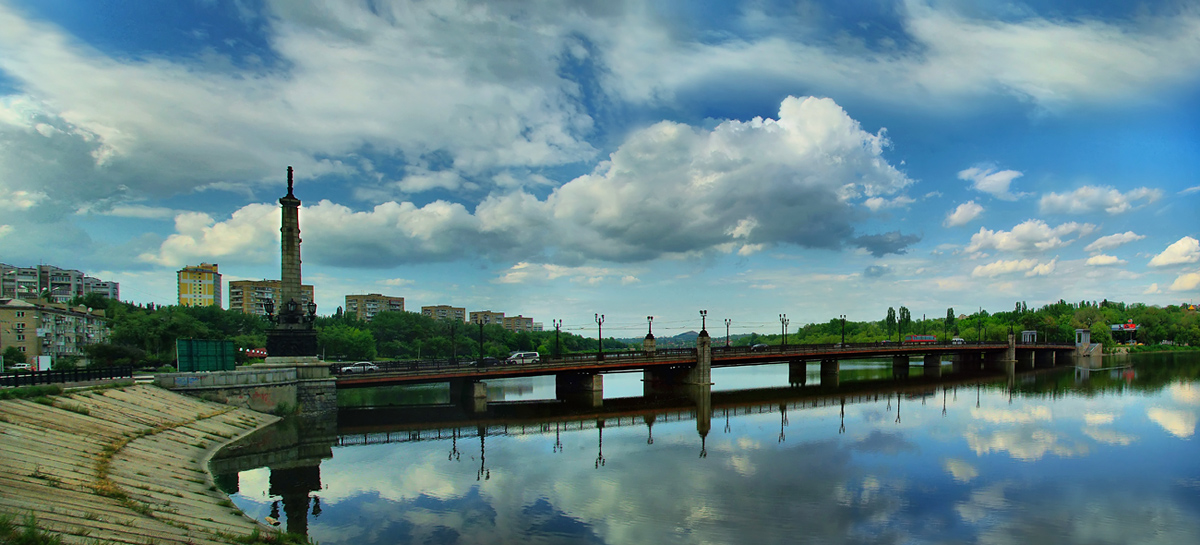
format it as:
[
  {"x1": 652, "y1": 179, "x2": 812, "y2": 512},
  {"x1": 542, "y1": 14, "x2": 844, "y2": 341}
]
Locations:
[{"x1": 154, "y1": 365, "x2": 177, "y2": 373}]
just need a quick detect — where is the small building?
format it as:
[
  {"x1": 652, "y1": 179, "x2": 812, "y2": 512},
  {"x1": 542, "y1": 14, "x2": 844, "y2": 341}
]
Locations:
[
  {"x1": 422, "y1": 305, "x2": 466, "y2": 322},
  {"x1": 502, "y1": 315, "x2": 535, "y2": 332},
  {"x1": 229, "y1": 280, "x2": 314, "y2": 316},
  {"x1": 470, "y1": 310, "x2": 505, "y2": 325},
  {"x1": 177, "y1": 263, "x2": 222, "y2": 308},
  {"x1": 345, "y1": 293, "x2": 405, "y2": 321}
]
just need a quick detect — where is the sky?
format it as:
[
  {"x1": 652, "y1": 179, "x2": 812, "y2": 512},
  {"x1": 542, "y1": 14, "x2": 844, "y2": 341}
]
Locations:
[{"x1": 1, "y1": 0, "x2": 1198, "y2": 338}]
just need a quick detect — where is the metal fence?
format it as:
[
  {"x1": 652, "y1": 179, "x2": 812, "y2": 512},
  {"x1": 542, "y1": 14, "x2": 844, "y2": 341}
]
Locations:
[{"x1": 0, "y1": 366, "x2": 134, "y2": 388}]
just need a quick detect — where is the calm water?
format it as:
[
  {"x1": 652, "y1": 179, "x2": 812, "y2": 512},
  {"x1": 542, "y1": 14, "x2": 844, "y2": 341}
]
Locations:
[{"x1": 217, "y1": 352, "x2": 1200, "y2": 544}]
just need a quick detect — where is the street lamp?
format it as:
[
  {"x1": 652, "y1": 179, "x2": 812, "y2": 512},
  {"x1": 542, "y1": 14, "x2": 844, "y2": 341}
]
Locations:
[
  {"x1": 840, "y1": 315, "x2": 846, "y2": 346},
  {"x1": 647, "y1": 316, "x2": 654, "y2": 337},
  {"x1": 477, "y1": 318, "x2": 485, "y2": 363},
  {"x1": 725, "y1": 319, "x2": 732, "y2": 347},
  {"x1": 595, "y1": 314, "x2": 605, "y2": 361},
  {"x1": 699, "y1": 310, "x2": 707, "y2": 332},
  {"x1": 780, "y1": 314, "x2": 789, "y2": 348},
  {"x1": 553, "y1": 319, "x2": 562, "y2": 359}
]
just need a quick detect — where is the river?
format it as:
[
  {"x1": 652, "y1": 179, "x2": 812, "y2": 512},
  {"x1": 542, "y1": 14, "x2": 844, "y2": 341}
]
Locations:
[{"x1": 215, "y1": 351, "x2": 1200, "y2": 544}]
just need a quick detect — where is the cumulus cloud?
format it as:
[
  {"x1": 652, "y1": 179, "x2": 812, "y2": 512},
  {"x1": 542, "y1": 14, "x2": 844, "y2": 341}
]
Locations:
[
  {"x1": 971, "y1": 258, "x2": 1056, "y2": 278},
  {"x1": 496, "y1": 262, "x2": 640, "y2": 286},
  {"x1": 1084, "y1": 231, "x2": 1145, "y2": 252},
  {"x1": 139, "y1": 96, "x2": 915, "y2": 267},
  {"x1": 957, "y1": 166, "x2": 1025, "y2": 200},
  {"x1": 863, "y1": 195, "x2": 914, "y2": 211},
  {"x1": 1147, "y1": 408, "x2": 1197, "y2": 438},
  {"x1": 965, "y1": 220, "x2": 1095, "y2": 254},
  {"x1": 1085, "y1": 254, "x2": 1125, "y2": 266},
  {"x1": 943, "y1": 201, "x2": 983, "y2": 227},
  {"x1": 1170, "y1": 272, "x2": 1200, "y2": 292},
  {"x1": 863, "y1": 265, "x2": 891, "y2": 278},
  {"x1": 1149, "y1": 236, "x2": 1200, "y2": 267},
  {"x1": 1039, "y1": 186, "x2": 1162, "y2": 214}
]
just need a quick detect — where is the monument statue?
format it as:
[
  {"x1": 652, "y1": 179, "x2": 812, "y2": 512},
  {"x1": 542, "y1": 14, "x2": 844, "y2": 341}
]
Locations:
[{"x1": 265, "y1": 166, "x2": 318, "y2": 358}]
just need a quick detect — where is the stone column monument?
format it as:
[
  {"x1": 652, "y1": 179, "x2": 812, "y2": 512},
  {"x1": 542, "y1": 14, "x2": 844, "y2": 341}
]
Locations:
[{"x1": 262, "y1": 166, "x2": 335, "y2": 413}]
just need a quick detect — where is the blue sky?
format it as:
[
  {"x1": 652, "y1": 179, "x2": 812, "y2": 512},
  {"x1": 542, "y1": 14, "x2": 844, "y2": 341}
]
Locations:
[{"x1": 1, "y1": 0, "x2": 1198, "y2": 338}]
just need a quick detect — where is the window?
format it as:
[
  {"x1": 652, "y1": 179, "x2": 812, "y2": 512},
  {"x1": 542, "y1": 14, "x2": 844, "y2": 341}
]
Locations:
[
  {"x1": 18, "y1": 346, "x2": 25, "y2": 352},
  {"x1": 17, "y1": 334, "x2": 25, "y2": 341},
  {"x1": 15, "y1": 311, "x2": 24, "y2": 317}
]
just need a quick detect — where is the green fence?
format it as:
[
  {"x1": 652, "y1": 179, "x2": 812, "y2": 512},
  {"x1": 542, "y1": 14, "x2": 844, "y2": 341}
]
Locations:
[{"x1": 176, "y1": 339, "x2": 236, "y2": 372}]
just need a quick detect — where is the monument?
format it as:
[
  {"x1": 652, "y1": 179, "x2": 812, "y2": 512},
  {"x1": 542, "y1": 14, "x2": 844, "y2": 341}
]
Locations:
[{"x1": 262, "y1": 166, "x2": 335, "y2": 413}]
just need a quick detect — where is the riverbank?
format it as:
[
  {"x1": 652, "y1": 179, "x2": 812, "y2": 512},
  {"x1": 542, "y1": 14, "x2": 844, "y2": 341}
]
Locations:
[{"x1": 0, "y1": 383, "x2": 282, "y2": 544}]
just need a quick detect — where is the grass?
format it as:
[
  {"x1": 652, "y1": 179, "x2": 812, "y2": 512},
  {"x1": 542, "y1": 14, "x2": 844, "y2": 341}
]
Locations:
[
  {"x1": 0, "y1": 384, "x2": 63, "y2": 401},
  {"x1": 56, "y1": 402, "x2": 90, "y2": 416},
  {"x1": 28, "y1": 467, "x2": 63, "y2": 488},
  {"x1": 0, "y1": 512, "x2": 66, "y2": 545}
]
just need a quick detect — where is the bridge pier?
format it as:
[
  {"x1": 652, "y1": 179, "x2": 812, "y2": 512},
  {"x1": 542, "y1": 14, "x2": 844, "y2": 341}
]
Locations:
[
  {"x1": 1035, "y1": 350, "x2": 1055, "y2": 368},
  {"x1": 1016, "y1": 350, "x2": 1035, "y2": 370},
  {"x1": 820, "y1": 358, "x2": 839, "y2": 386},
  {"x1": 556, "y1": 372, "x2": 603, "y2": 408},
  {"x1": 923, "y1": 354, "x2": 942, "y2": 378},
  {"x1": 448, "y1": 378, "x2": 487, "y2": 413},
  {"x1": 892, "y1": 355, "x2": 910, "y2": 379},
  {"x1": 684, "y1": 330, "x2": 713, "y2": 385},
  {"x1": 788, "y1": 359, "x2": 807, "y2": 387}
]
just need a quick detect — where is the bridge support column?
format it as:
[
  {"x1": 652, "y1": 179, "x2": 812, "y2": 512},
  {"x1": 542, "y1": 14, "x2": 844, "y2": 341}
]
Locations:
[
  {"x1": 788, "y1": 359, "x2": 807, "y2": 387},
  {"x1": 820, "y1": 358, "x2": 839, "y2": 387},
  {"x1": 448, "y1": 378, "x2": 487, "y2": 413},
  {"x1": 923, "y1": 354, "x2": 942, "y2": 378},
  {"x1": 892, "y1": 355, "x2": 910, "y2": 379},
  {"x1": 1035, "y1": 350, "x2": 1055, "y2": 368},
  {"x1": 684, "y1": 330, "x2": 712, "y2": 385},
  {"x1": 556, "y1": 373, "x2": 603, "y2": 408},
  {"x1": 1017, "y1": 350, "x2": 1035, "y2": 370}
]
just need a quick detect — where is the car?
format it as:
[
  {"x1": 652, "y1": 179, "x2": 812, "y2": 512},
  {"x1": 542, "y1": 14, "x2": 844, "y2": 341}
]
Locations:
[
  {"x1": 506, "y1": 351, "x2": 540, "y2": 365},
  {"x1": 339, "y1": 361, "x2": 379, "y2": 374},
  {"x1": 6, "y1": 363, "x2": 31, "y2": 371},
  {"x1": 751, "y1": 344, "x2": 770, "y2": 352},
  {"x1": 478, "y1": 357, "x2": 500, "y2": 367},
  {"x1": 951, "y1": 338, "x2": 966, "y2": 345}
]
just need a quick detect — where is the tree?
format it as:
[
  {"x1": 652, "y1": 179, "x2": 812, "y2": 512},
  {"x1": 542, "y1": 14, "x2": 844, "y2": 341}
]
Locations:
[
  {"x1": 3, "y1": 346, "x2": 26, "y2": 366},
  {"x1": 945, "y1": 307, "x2": 956, "y2": 336},
  {"x1": 886, "y1": 307, "x2": 897, "y2": 341},
  {"x1": 318, "y1": 324, "x2": 377, "y2": 361},
  {"x1": 898, "y1": 306, "x2": 911, "y2": 339}
]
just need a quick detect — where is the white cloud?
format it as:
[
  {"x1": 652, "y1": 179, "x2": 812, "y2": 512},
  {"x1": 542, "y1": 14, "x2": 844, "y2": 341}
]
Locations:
[
  {"x1": 140, "y1": 96, "x2": 915, "y2": 267},
  {"x1": 1027, "y1": 258, "x2": 1057, "y2": 277},
  {"x1": 965, "y1": 220, "x2": 1095, "y2": 254},
  {"x1": 1149, "y1": 236, "x2": 1200, "y2": 267},
  {"x1": 1039, "y1": 186, "x2": 1162, "y2": 215},
  {"x1": 957, "y1": 167, "x2": 1024, "y2": 201},
  {"x1": 1084, "y1": 231, "x2": 1145, "y2": 252},
  {"x1": 1147, "y1": 408, "x2": 1197, "y2": 438},
  {"x1": 1170, "y1": 272, "x2": 1200, "y2": 292},
  {"x1": 943, "y1": 201, "x2": 983, "y2": 227},
  {"x1": 138, "y1": 204, "x2": 279, "y2": 266},
  {"x1": 0, "y1": 188, "x2": 48, "y2": 210},
  {"x1": 971, "y1": 258, "x2": 1038, "y2": 278},
  {"x1": 1180, "y1": 186, "x2": 1200, "y2": 195},
  {"x1": 1143, "y1": 283, "x2": 1160, "y2": 294},
  {"x1": 1085, "y1": 254, "x2": 1125, "y2": 266},
  {"x1": 495, "y1": 262, "x2": 640, "y2": 286},
  {"x1": 863, "y1": 195, "x2": 914, "y2": 211}
]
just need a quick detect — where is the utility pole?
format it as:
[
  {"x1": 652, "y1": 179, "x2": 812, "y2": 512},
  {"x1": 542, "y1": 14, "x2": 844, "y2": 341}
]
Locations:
[
  {"x1": 478, "y1": 318, "x2": 485, "y2": 363},
  {"x1": 595, "y1": 314, "x2": 604, "y2": 361},
  {"x1": 840, "y1": 315, "x2": 846, "y2": 346},
  {"x1": 553, "y1": 319, "x2": 562, "y2": 359},
  {"x1": 725, "y1": 319, "x2": 732, "y2": 347}
]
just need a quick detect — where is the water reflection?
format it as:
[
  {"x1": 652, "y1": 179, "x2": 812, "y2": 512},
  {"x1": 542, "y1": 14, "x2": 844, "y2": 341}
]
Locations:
[{"x1": 222, "y1": 352, "x2": 1200, "y2": 544}]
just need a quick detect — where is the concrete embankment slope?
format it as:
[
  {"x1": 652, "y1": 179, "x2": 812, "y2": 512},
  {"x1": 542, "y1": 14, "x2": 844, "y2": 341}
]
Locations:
[{"x1": 0, "y1": 384, "x2": 280, "y2": 544}]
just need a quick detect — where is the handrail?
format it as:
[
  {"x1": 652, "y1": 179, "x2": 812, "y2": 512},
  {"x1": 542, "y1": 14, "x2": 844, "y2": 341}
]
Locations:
[{"x1": 0, "y1": 366, "x2": 133, "y2": 388}]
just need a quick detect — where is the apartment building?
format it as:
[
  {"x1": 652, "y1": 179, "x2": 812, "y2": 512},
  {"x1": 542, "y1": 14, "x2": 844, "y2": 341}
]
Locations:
[
  {"x1": 502, "y1": 315, "x2": 535, "y2": 332},
  {"x1": 0, "y1": 263, "x2": 119, "y2": 303},
  {"x1": 345, "y1": 293, "x2": 404, "y2": 321},
  {"x1": 421, "y1": 305, "x2": 466, "y2": 322},
  {"x1": 0, "y1": 298, "x2": 110, "y2": 364},
  {"x1": 469, "y1": 310, "x2": 505, "y2": 325},
  {"x1": 177, "y1": 263, "x2": 222, "y2": 308},
  {"x1": 228, "y1": 280, "x2": 315, "y2": 316}
]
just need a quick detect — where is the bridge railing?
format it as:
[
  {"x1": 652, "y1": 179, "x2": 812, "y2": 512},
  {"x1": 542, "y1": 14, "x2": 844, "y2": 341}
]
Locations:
[{"x1": 0, "y1": 366, "x2": 134, "y2": 388}]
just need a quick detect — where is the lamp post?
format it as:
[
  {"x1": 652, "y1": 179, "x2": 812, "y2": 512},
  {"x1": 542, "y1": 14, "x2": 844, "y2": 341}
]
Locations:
[
  {"x1": 840, "y1": 315, "x2": 846, "y2": 346},
  {"x1": 647, "y1": 316, "x2": 654, "y2": 337},
  {"x1": 977, "y1": 307, "x2": 983, "y2": 342},
  {"x1": 922, "y1": 313, "x2": 926, "y2": 335},
  {"x1": 699, "y1": 310, "x2": 707, "y2": 332},
  {"x1": 477, "y1": 318, "x2": 485, "y2": 363},
  {"x1": 595, "y1": 314, "x2": 604, "y2": 361},
  {"x1": 780, "y1": 314, "x2": 789, "y2": 348},
  {"x1": 553, "y1": 319, "x2": 562, "y2": 359},
  {"x1": 725, "y1": 319, "x2": 732, "y2": 347}
]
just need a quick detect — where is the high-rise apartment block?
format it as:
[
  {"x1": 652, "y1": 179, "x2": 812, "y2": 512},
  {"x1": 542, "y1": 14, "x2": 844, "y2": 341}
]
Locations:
[
  {"x1": 345, "y1": 293, "x2": 404, "y2": 321},
  {"x1": 0, "y1": 298, "x2": 110, "y2": 364},
  {"x1": 177, "y1": 263, "x2": 222, "y2": 308},
  {"x1": 228, "y1": 280, "x2": 314, "y2": 316},
  {"x1": 0, "y1": 263, "x2": 119, "y2": 303},
  {"x1": 502, "y1": 315, "x2": 535, "y2": 332},
  {"x1": 469, "y1": 310, "x2": 505, "y2": 325},
  {"x1": 421, "y1": 305, "x2": 466, "y2": 322}
]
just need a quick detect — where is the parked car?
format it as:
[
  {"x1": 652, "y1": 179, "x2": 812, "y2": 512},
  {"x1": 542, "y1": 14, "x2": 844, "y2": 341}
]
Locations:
[
  {"x1": 751, "y1": 344, "x2": 770, "y2": 352},
  {"x1": 6, "y1": 363, "x2": 31, "y2": 372},
  {"x1": 339, "y1": 361, "x2": 379, "y2": 374},
  {"x1": 506, "y1": 351, "x2": 540, "y2": 365}
]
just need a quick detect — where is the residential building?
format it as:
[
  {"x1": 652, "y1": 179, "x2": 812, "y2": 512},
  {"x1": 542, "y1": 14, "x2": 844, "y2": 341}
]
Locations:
[
  {"x1": 177, "y1": 263, "x2": 222, "y2": 308},
  {"x1": 533, "y1": 322, "x2": 544, "y2": 332},
  {"x1": 0, "y1": 298, "x2": 110, "y2": 364},
  {"x1": 421, "y1": 305, "x2": 466, "y2": 322},
  {"x1": 502, "y1": 315, "x2": 535, "y2": 332},
  {"x1": 345, "y1": 293, "x2": 405, "y2": 321},
  {"x1": 0, "y1": 263, "x2": 119, "y2": 303},
  {"x1": 228, "y1": 280, "x2": 314, "y2": 316},
  {"x1": 470, "y1": 310, "x2": 505, "y2": 325}
]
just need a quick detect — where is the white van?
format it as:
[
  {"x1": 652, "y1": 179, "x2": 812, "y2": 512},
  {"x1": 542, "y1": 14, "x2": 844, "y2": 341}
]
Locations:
[
  {"x1": 506, "y1": 351, "x2": 540, "y2": 365},
  {"x1": 951, "y1": 338, "x2": 966, "y2": 345}
]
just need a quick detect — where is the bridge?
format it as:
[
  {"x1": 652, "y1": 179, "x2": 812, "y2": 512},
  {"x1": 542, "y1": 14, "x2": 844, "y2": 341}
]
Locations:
[{"x1": 334, "y1": 332, "x2": 1081, "y2": 411}]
